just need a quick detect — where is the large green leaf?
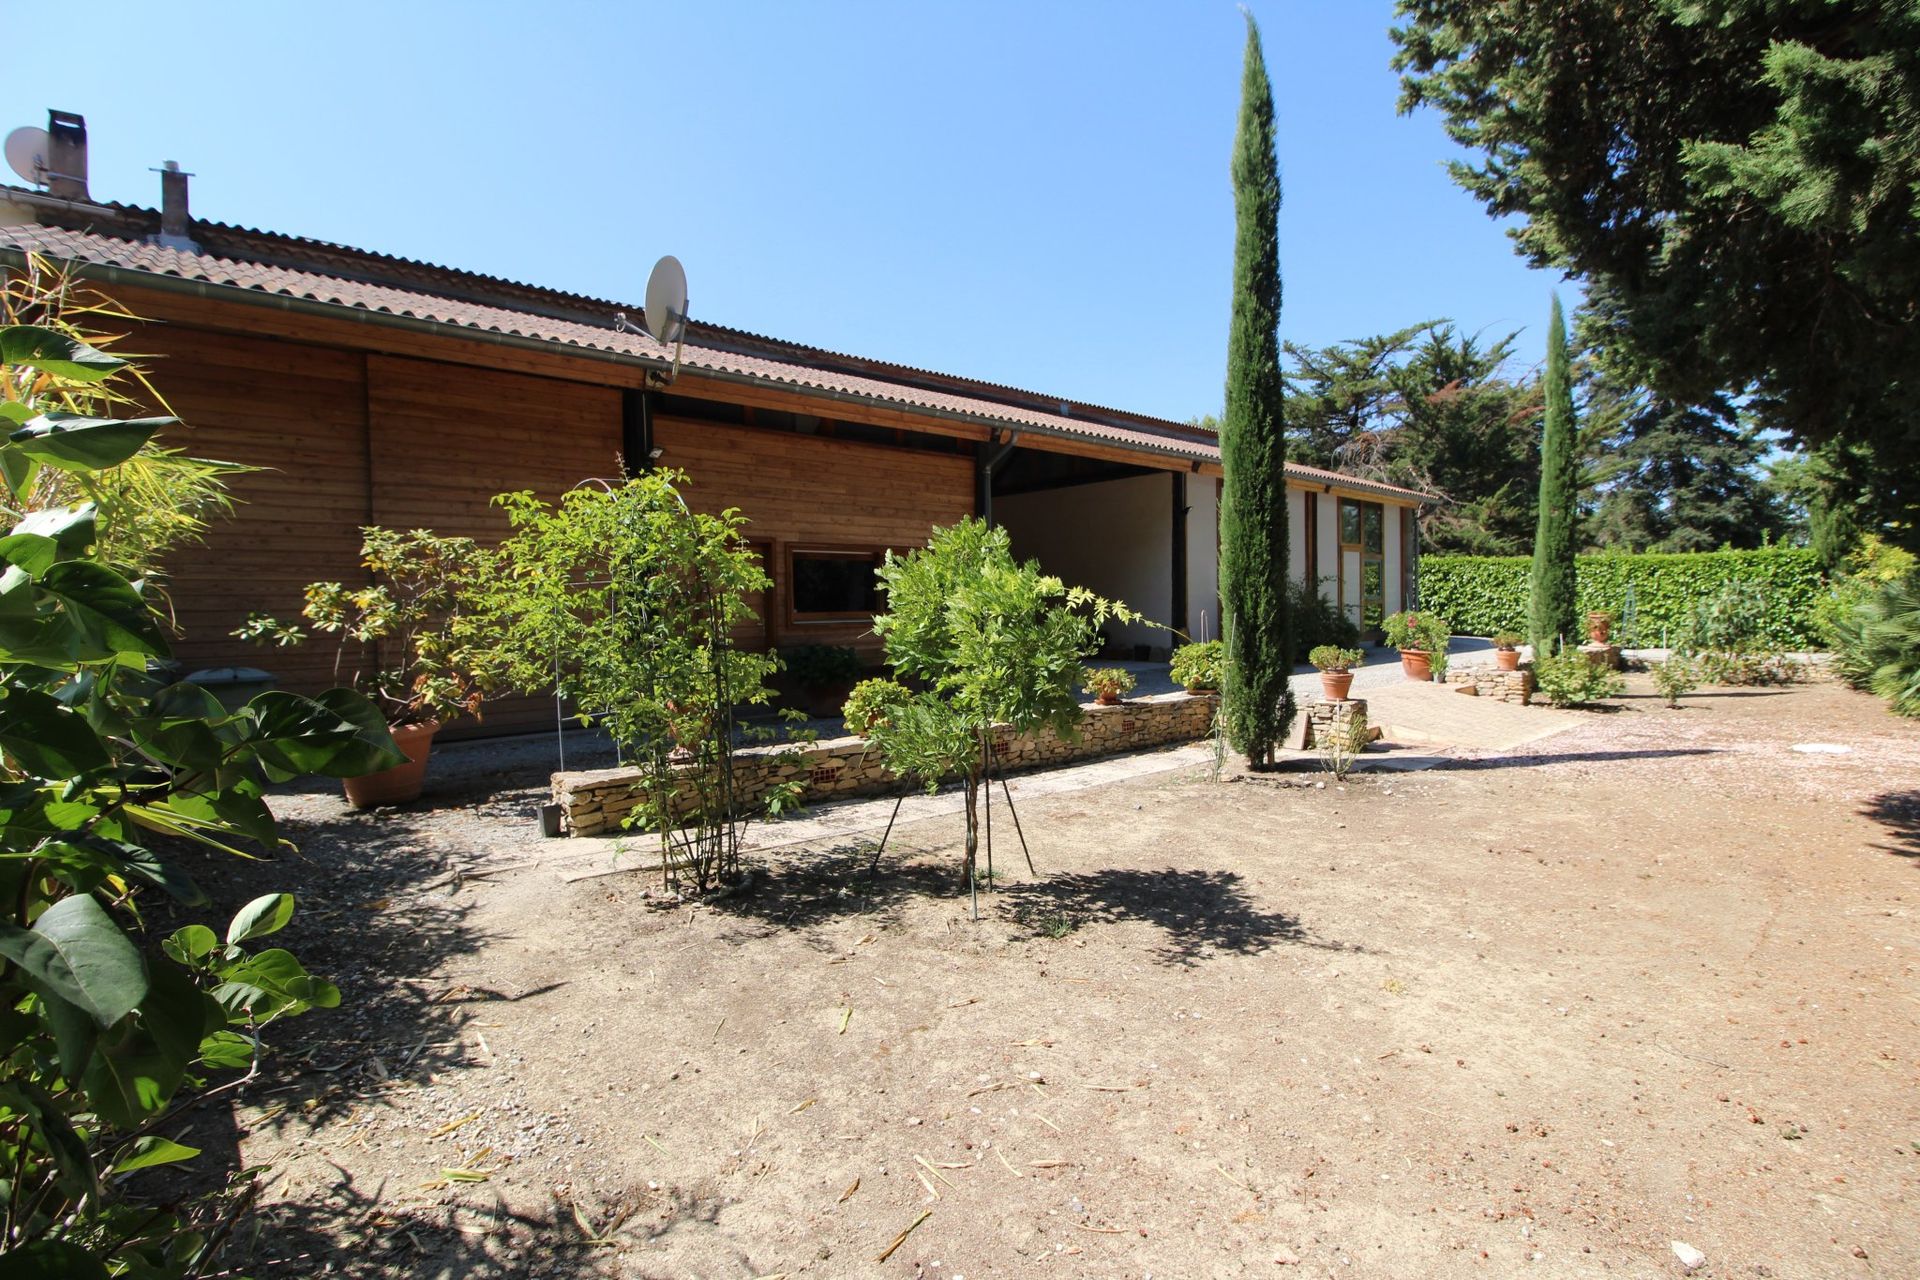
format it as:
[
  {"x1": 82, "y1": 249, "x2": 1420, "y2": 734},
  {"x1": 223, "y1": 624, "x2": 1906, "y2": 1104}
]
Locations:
[
  {"x1": 39, "y1": 560, "x2": 170, "y2": 658},
  {"x1": 0, "y1": 894, "x2": 149, "y2": 1028},
  {"x1": 10, "y1": 411, "x2": 171, "y2": 473},
  {"x1": 244, "y1": 689, "x2": 404, "y2": 780},
  {"x1": 158, "y1": 784, "x2": 277, "y2": 849},
  {"x1": 213, "y1": 948, "x2": 340, "y2": 1020},
  {"x1": 0, "y1": 324, "x2": 126, "y2": 382},
  {"x1": 227, "y1": 893, "x2": 294, "y2": 944},
  {"x1": 0, "y1": 686, "x2": 111, "y2": 777},
  {"x1": 11, "y1": 501, "x2": 97, "y2": 556},
  {"x1": 78, "y1": 836, "x2": 209, "y2": 907},
  {"x1": 0, "y1": 533, "x2": 62, "y2": 578},
  {"x1": 110, "y1": 1135, "x2": 202, "y2": 1175},
  {"x1": 0, "y1": 1241, "x2": 111, "y2": 1280}
]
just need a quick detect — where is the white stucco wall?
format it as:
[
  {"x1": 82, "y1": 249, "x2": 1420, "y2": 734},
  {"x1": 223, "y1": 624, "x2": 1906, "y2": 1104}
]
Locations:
[
  {"x1": 997, "y1": 473, "x2": 1172, "y2": 654},
  {"x1": 1187, "y1": 478, "x2": 1221, "y2": 644}
]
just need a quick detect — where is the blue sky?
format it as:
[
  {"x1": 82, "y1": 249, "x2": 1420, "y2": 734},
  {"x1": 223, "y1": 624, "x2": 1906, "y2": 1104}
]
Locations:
[{"x1": 8, "y1": 1, "x2": 1569, "y2": 423}]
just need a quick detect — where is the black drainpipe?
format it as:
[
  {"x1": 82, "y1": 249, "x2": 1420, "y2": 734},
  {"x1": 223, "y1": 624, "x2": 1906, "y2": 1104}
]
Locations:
[
  {"x1": 977, "y1": 430, "x2": 1020, "y2": 525},
  {"x1": 621, "y1": 388, "x2": 653, "y2": 476},
  {"x1": 1171, "y1": 470, "x2": 1189, "y2": 640}
]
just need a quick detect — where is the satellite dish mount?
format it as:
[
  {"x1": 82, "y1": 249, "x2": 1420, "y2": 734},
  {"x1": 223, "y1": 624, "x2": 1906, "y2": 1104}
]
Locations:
[{"x1": 642, "y1": 255, "x2": 689, "y2": 387}]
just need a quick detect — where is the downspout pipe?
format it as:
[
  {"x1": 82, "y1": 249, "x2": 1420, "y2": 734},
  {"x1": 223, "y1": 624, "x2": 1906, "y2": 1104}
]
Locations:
[{"x1": 978, "y1": 430, "x2": 1021, "y2": 526}]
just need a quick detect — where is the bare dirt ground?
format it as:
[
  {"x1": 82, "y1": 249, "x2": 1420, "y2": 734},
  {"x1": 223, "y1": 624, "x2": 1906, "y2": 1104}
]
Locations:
[{"x1": 174, "y1": 676, "x2": 1919, "y2": 1279}]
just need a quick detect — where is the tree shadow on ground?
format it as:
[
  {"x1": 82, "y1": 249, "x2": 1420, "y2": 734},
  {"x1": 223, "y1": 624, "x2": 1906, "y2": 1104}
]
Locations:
[
  {"x1": 1431, "y1": 748, "x2": 1719, "y2": 771},
  {"x1": 144, "y1": 790, "x2": 517, "y2": 1274},
  {"x1": 1861, "y1": 789, "x2": 1920, "y2": 861},
  {"x1": 997, "y1": 866, "x2": 1361, "y2": 966},
  {"x1": 710, "y1": 840, "x2": 972, "y2": 933}
]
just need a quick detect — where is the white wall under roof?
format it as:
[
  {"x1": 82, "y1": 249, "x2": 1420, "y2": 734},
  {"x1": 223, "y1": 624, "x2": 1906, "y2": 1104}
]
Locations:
[{"x1": 998, "y1": 473, "x2": 1172, "y2": 655}]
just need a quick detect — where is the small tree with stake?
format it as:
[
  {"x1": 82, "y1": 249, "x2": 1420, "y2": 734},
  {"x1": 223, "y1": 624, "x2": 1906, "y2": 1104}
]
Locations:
[
  {"x1": 471, "y1": 472, "x2": 785, "y2": 895},
  {"x1": 867, "y1": 519, "x2": 1138, "y2": 920}
]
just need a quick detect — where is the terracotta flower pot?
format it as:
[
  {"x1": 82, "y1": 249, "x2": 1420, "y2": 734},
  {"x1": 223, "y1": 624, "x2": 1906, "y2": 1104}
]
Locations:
[
  {"x1": 1095, "y1": 691, "x2": 1121, "y2": 706},
  {"x1": 1319, "y1": 670, "x2": 1355, "y2": 701},
  {"x1": 1398, "y1": 649, "x2": 1433, "y2": 682},
  {"x1": 342, "y1": 720, "x2": 439, "y2": 809},
  {"x1": 1494, "y1": 648, "x2": 1521, "y2": 671},
  {"x1": 1587, "y1": 613, "x2": 1613, "y2": 644}
]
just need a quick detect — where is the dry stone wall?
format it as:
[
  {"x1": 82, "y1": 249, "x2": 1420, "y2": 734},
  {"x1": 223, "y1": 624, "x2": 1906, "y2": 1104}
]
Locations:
[
  {"x1": 553, "y1": 691, "x2": 1219, "y2": 837},
  {"x1": 1445, "y1": 667, "x2": 1536, "y2": 704}
]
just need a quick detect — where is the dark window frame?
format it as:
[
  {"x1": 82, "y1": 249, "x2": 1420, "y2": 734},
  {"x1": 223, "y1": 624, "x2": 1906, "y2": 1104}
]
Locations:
[{"x1": 785, "y1": 544, "x2": 887, "y2": 625}]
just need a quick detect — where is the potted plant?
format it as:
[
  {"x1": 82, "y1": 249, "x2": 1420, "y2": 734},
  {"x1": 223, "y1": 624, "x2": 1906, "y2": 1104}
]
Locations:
[
  {"x1": 1587, "y1": 609, "x2": 1615, "y2": 644},
  {"x1": 777, "y1": 643, "x2": 863, "y2": 717},
  {"x1": 841, "y1": 677, "x2": 911, "y2": 735},
  {"x1": 1082, "y1": 666, "x2": 1136, "y2": 706},
  {"x1": 1491, "y1": 631, "x2": 1524, "y2": 671},
  {"x1": 1169, "y1": 640, "x2": 1224, "y2": 693},
  {"x1": 1308, "y1": 644, "x2": 1364, "y2": 701},
  {"x1": 236, "y1": 527, "x2": 492, "y2": 807},
  {"x1": 1383, "y1": 610, "x2": 1451, "y2": 682}
]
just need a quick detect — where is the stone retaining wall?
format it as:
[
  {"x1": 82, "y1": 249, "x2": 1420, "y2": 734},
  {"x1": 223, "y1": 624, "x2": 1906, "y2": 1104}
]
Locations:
[
  {"x1": 553, "y1": 691, "x2": 1219, "y2": 837},
  {"x1": 1303, "y1": 699, "x2": 1370, "y2": 749},
  {"x1": 1445, "y1": 666, "x2": 1536, "y2": 705}
]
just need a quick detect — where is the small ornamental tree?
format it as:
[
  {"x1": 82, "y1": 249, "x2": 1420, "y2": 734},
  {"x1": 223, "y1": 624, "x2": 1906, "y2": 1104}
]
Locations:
[
  {"x1": 470, "y1": 472, "x2": 783, "y2": 893},
  {"x1": 1529, "y1": 295, "x2": 1579, "y2": 653},
  {"x1": 0, "y1": 275, "x2": 402, "y2": 1274},
  {"x1": 868, "y1": 519, "x2": 1139, "y2": 919},
  {"x1": 1219, "y1": 11, "x2": 1294, "y2": 765}
]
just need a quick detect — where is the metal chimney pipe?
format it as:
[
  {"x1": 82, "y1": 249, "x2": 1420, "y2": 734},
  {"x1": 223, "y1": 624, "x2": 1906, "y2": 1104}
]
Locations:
[{"x1": 45, "y1": 110, "x2": 88, "y2": 202}]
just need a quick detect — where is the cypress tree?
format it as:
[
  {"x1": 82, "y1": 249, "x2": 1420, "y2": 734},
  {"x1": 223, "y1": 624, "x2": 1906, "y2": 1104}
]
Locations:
[
  {"x1": 1528, "y1": 295, "x2": 1578, "y2": 652},
  {"x1": 1219, "y1": 12, "x2": 1292, "y2": 765}
]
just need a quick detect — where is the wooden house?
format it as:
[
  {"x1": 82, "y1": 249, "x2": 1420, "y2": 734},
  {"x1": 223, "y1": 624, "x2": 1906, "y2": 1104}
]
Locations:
[{"x1": 0, "y1": 113, "x2": 1432, "y2": 736}]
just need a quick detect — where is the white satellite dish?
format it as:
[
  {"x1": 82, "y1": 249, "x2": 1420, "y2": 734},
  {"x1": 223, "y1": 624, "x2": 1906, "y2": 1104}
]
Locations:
[
  {"x1": 5, "y1": 126, "x2": 51, "y2": 187},
  {"x1": 643, "y1": 255, "x2": 689, "y2": 345}
]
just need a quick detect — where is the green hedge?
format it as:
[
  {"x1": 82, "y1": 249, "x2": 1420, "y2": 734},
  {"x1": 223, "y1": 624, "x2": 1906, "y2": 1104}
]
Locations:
[{"x1": 1417, "y1": 547, "x2": 1827, "y2": 649}]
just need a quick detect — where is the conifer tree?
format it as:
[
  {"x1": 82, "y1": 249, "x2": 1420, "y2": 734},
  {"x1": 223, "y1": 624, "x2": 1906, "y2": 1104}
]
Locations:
[
  {"x1": 1528, "y1": 295, "x2": 1578, "y2": 652},
  {"x1": 1218, "y1": 12, "x2": 1292, "y2": 764}
]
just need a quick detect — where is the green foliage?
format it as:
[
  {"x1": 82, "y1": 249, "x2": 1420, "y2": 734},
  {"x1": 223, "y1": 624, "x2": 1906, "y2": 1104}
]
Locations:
[
  {"x1": 841, "y1": 677, "x2": 911, "y2": 736},
  {"x1": 777, "y1": 643, "x2": 860, "y2": 688},
  {"x1": 1392, "y1": 2, "x2": 1920, "y2": 550},
  {"x1": 1678, "y1": 578, "x2": 1768, "y2": 653},
  {"x1": 1814, "y1": 535, "x2": 1918, "y2": 646},
  {"x1": 1382, "y1": 609, "x2": 1449, "y2": 654},
  {"x1": 0, "y1": 298, "x2": 400, "y2": 1274},
  {"x1": 1218, "y1": 12, "x2": 1294, "y2": 766},
  {"x1": 1693, "y1": 649, "x2": 1805, "y2": 688},
  {"x1": 1491, "y1": 631, "x2": 1522, "y2": 649},
  {"x1": 1651, "y1": 653, "x2": 1699, "y2": 708},
  {"x1": 1288, "y1": 576, "x2": 1360, "y2": 662},
  {"x1": 1529, "y1": 296, "x2": 1579, "y2": 653},
  {"x1": 1169, "y1": 640, "x2": 1224, "y2": 692},
  {"x1": 1419, "y1": 547, "x2": 1827, "y2": 649},
  {"x1": 868, "y1": 518, "x2": 1137, "y2": 917},
  {"x1": 1081, "y1": 667, "x2": 1136, "y2": 700},
  {"x1": 1830, "y1": 573, "x2": 1920, "y2": 717},
  {"x1": 1285, "y1": 322, "x2": 1543, "y2": 554},
  {"x1": 1307, "y1": 645, "x2": 1363, "y2": 672},
  {"x1": 468, "y1": 472, "x2": 779, "y2": 894},
  {"x1": 1531, "y1": 651, "x2": 1626, "y2": 707},
  {"x1": 237, "y1": 526, "x2": 493, "y2": 728}
]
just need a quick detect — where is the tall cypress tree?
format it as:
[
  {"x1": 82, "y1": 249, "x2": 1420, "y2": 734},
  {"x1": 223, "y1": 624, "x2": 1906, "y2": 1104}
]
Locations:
[
  {"x1": 1219, "y1": 12, "x2": 1292, "y2": 765},
  {"x1": 1528, "y1": 295, "x2": 1578, "y2": 652}
]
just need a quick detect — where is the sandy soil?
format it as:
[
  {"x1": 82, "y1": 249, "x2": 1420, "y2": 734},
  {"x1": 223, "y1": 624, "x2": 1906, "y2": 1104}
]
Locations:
[{"x1": 174, "y1": 676, "x2": 1919, "y2": 1279}]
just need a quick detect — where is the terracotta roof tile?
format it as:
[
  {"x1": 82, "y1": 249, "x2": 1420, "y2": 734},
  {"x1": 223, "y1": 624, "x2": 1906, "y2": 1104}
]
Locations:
[{"x1": 0, "y1": 215, "x2": 1438, "y2": 503}]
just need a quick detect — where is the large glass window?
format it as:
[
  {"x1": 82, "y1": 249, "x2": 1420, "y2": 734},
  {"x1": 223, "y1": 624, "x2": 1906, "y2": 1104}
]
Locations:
[
  {"x1": 789, "y1": 547, "x2": 882, "y2": 621},
  {"x1": 1362, "y1": 504, "x2": 1383, "y2": 554}
]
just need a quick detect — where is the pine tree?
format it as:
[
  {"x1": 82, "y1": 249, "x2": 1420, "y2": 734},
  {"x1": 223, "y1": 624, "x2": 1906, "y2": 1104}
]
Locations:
[
  {"x1": 1528, "y1": 295, "x2": 1578, "y2": 653},
  {"x1": 1219, "y1": 12, "x2": 1292, "y2": 765}
]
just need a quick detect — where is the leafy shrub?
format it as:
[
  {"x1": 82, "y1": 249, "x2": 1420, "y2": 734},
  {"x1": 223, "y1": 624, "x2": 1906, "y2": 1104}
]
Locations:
[
  {"x1": 1289, "y1": 575, "x2": 1360, "y2": 661},
  {"x1": 1383, "y1": 609, "x2": 1450, "y2": 653},
  {"x1": 778, "y1": 643, "x2": 861, "y2": 688},
  {"x1": 1694, "y1": 649, "x2": 1805, "y2": 687},
  {"x1": 1814, "y1": 535, "x2": 1917, "y2": 647},
  {"x1": 0, "y1": 289, "x2": 402, "y2": 1274},
  {"x1": 1651, "y1": 654, "x2": 1700, "y2": 708},
  {"x1": 1532, "y1": 651, "x2": 1627, "y2": 706},
  {"x1": 236, "y1": 527, "x2": 494, "y2": 727},
  {"x1": 1418, "y1": 547, "x2": 1826, "y2": 648},
  {"x1": 1828, "y1": 573, "x2": 1920, "y2": 716},
  {"x1": 842, "y1": 677, "x2": 911, "y2": 734},
  {"x1": 1679, "y1": 578, "x2": 1769, "y2": 652},
  {"x1": 1308, "y1": 644, "x2": 1363, "y2": 671},
  {"x1": 1492, "y1": 631, "x2": 1523, "y2": 649},
  {"x1": 1170, "y1": 639, "x2": 1224, "y2": 691},
  {"x1": 1082, "y1": 666, "x2": 1137, "y2": 700}
]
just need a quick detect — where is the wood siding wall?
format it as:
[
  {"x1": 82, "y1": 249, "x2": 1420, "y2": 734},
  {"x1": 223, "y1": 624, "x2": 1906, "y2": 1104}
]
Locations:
[
  {"x1": 125, "y1": 308, "x2": 972, "y2": 737},
  {"x1": 652, "y1": 415, "x2": 974, "y2": 652}
]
